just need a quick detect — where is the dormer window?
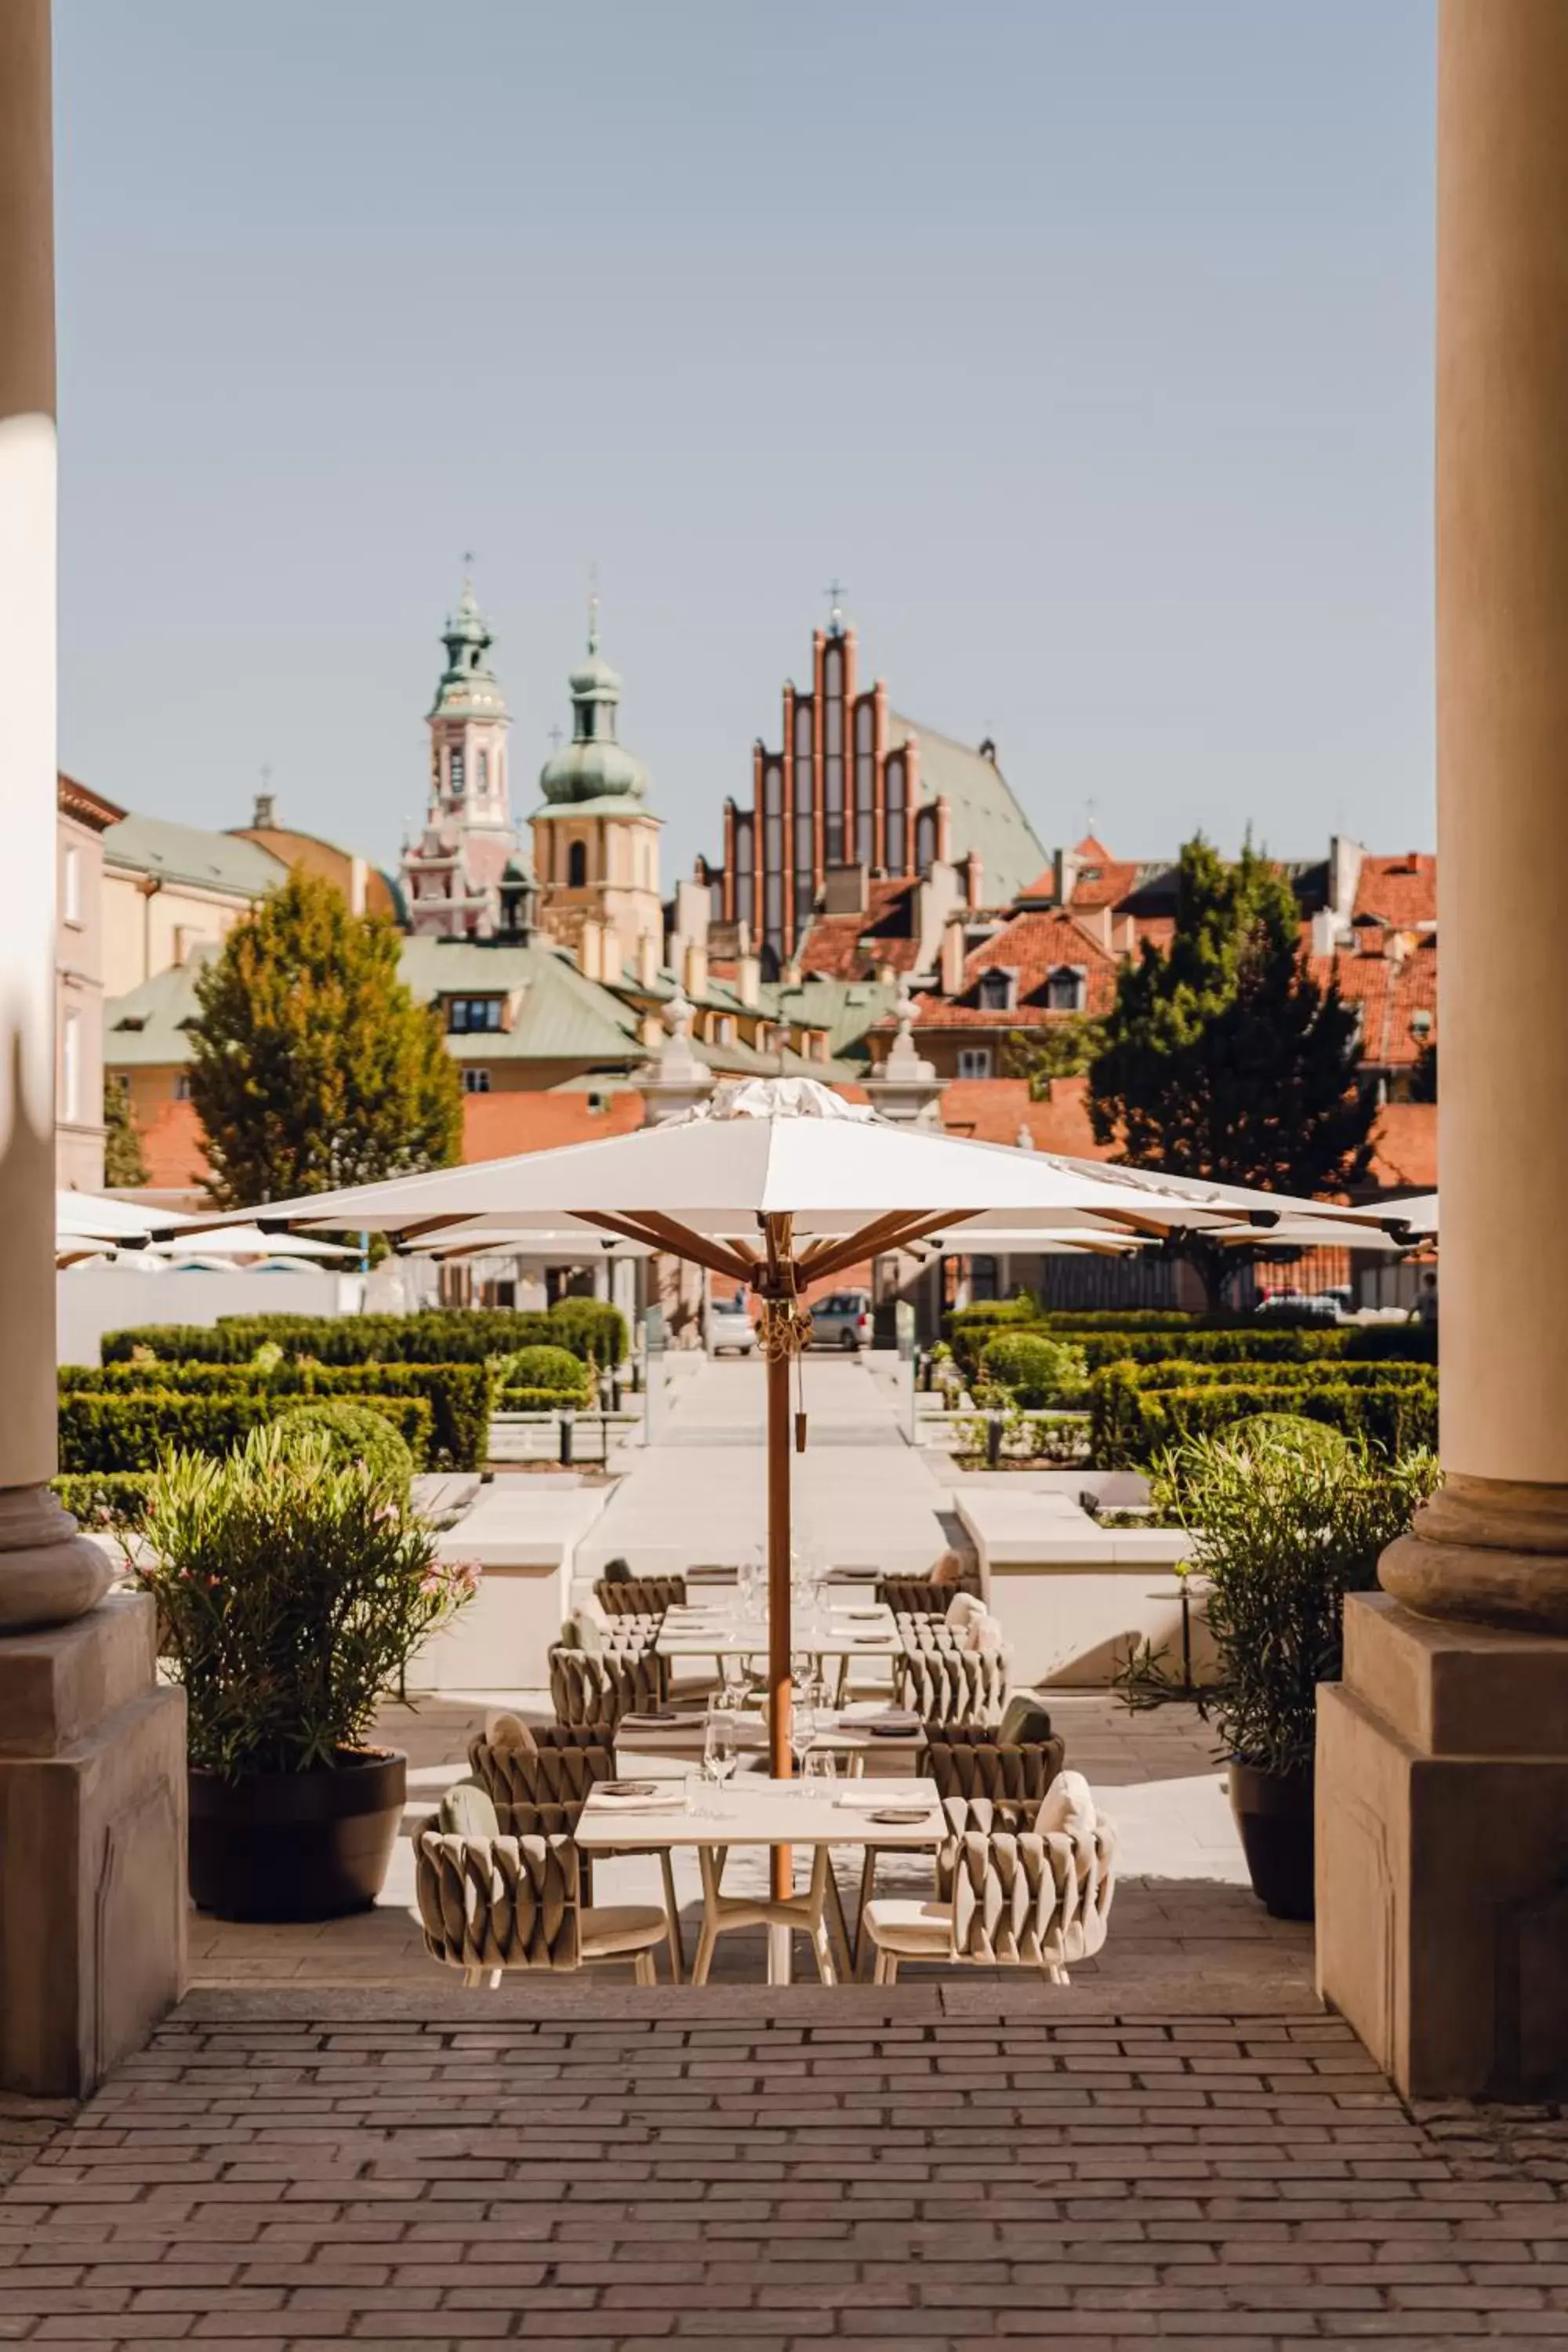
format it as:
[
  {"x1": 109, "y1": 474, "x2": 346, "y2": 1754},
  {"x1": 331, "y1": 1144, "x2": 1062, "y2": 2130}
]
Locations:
[
  {"x1": 977, "y1": 968, "x2": 1015, "y2": 1013},
  {"x1": 447, "y1": 996, "x2": 503, "y2": 1034},
  {"x1": 1047, "y1": 966, "x2": 1087, "y2": 1012}
]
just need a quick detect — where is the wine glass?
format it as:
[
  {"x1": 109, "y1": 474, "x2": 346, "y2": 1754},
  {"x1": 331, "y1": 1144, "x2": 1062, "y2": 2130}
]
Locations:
[
  {"x1": 789, "y1": 1686, "x2": 818, "y2": 1780},
  {"x1": 803, "y1": 1744, "x2": 837, "y2": 1787},
  {"x1": 704, "y1": 1710, "x2": 738, "y2": 1804},
  {"x1": 718, "y1": 1653, "x2": 747, "y2": 1711}
]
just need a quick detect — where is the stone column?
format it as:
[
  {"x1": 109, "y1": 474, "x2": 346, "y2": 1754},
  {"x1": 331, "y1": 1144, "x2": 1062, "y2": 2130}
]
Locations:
[
  {"x1": 1316, "y1": 0, "x2": 1568, "y2": 2099},
  {"x1": 0, "y1": 0, "x2": 186, "y2": 2096}
]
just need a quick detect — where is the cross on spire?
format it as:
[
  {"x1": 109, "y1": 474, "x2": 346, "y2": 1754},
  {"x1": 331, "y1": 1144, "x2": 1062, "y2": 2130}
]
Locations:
[{"x1": 547, "y1": 724, "x2": 563, "y2": 752}]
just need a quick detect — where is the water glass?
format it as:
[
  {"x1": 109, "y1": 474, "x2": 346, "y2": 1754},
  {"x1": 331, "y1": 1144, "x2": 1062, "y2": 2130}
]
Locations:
[
  {"x1": 789, "y1": 1695, "x2": 818, "y2": 1778},
  {"x1": 718, "y1": 1653, "x2": 747, "y2": 1710},
  {"x1": 802, "y1": 1745, "x2": 837, "y2": 1786}
]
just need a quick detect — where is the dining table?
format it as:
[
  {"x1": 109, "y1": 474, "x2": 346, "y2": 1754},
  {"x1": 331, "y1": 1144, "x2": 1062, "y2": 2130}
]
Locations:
[{"x1": 575, "y1": 1771, "x2": 947, "y2": 1986}]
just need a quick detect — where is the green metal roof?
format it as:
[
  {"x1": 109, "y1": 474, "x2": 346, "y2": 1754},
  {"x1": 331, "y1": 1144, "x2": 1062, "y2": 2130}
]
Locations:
[
  {"x1": 102, "y1": 815, "x2": 289, "y2": 898},
  {"x1": 397, "y1": 938, "x2": 643, "y2": 1064},
  {"x1": 103, "y1": 949, "x2": 215, "y2": 1066},
  {"x1": 761, "y1": 974, "x2": 899, "y2": 1060},
  {"x1": 887, "y1": 711, "x2": 1047, "y2": 906}
]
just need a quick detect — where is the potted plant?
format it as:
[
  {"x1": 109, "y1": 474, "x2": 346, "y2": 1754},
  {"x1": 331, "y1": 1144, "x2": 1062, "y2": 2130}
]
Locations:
[
  {"x1": 1167, "y1": 1418, "x2": 1438, "y2": 1919},
  {"x1": 134, "y1": 1421, "x2": 477, "y2": 1922}
]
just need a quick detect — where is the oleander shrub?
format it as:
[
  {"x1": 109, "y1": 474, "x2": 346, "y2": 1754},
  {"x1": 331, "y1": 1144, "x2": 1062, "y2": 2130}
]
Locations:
[
  {"x1": 52, "y1": 1471, "x2": 154, "y2": 1530},
  {"x1": 57, "y1": 1387, "x2": 433, "y2": 1474},
  {"x1": 1166, "y1": 1432, "x2": 1440, "y2": 1776},
  {"x1": 977, "y1": 1330, "x2": 1088, "y2": 1408},
  {"x1": 274, "y1": 1402, "x2": 415, "y2": 1496},
  {"x1": 495, "y1": 1345, "x2": 591, "y2": 1398},
  {"x1": 133, "y1": 1423, "x2": 477, "y2": 1781},
  {"x1": 60, "y1": 1359, "x2": 491, "y2": 1471}
]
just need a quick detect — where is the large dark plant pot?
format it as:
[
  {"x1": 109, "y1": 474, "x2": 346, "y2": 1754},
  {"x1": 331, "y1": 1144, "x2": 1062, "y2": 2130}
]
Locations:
[
  {"x1": 188, "y1": 1748, "x2": 406, "y2": 1922},
  {"x1": 1228, "y1": 1760, "x2": 1315, "y2": 1921}
]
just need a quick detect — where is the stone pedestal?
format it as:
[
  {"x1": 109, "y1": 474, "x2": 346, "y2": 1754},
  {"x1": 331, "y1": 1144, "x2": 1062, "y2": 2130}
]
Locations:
[
  {"x1": 0, "y1": 1592, "x2": 187, "y2": 2097},
  {"x1": 1317, "y1": 1590, "x2": 1568, "y2": 2099}
]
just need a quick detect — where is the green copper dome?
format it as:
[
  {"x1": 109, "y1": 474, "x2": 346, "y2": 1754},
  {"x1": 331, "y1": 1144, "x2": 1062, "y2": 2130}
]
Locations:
[
  {"x1": 430, "y1": 576, "x2": 509, "y2": 724},
  {"x1": 538, "y1": 599, "x2": 651, "y2": 806}
]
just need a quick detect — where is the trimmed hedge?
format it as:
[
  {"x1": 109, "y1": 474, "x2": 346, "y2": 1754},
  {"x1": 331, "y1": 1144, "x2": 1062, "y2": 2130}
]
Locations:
[
  {"x1": 1089, "y1": 1363, "x2": 1437, "y2": 1467},
  {"x1": 977, "y1": 1330, "x2": 1087, "y2": 1408},
  {"x1": 53, "y1": 1471, "x2": 154, "y2": 1530},
  {"x1": 60, "y1": 1359, "x2": 491, "y2": 1470},
  {"x1": 58, "y1": 1388, "x2": 434, "y2": 1474},
  {"x1": 495, "y1": 1386, "x2": 599, "y2": 1414},
  {"x1": 1095, "y1": 1358, "x2": 1434, "y2": 1394},
  {"x1": 100, "y1": 1301, "x2": 628, "y2": 1372},
  {"x1": 274, "y1": 1401, "x2": 415, "y2": 1490},
  {"x1": 498, "y1": 1345, "x2": 590, "y2": 1398}
]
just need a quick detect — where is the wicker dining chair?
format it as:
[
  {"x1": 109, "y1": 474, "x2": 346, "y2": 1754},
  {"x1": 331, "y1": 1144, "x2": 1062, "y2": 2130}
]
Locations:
[
  {"x1": 862, "y1": 1784, "x2": 1116, "y2": 1985},
  {"x1": 595, "y1": 1574, "x2": 687, "y2": 1617},
  {"x1": 922, "y1": 1722, "x2": 1069, "y2": 1812},
  {"x1": 548, "y1": 1643, "x2": 671, "y2": 1731},
  {"x1": 414, "y1": 1806, "x2": 673, "y2": 1987},
  {"x1": 466, "y1": 1726, "x2": 686, "y2": 1979}
]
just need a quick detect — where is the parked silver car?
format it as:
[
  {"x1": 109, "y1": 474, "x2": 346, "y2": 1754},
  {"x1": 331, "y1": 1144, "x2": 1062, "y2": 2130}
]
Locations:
[
  {"x1": 704, "y1": 1295, "x2": 758, "y2": 1356},
  {"x1": 810, "y1": 1290, "x2": 873, "y2": 1351}
]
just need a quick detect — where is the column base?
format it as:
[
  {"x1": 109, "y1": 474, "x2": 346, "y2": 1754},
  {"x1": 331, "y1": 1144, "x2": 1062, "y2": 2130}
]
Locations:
[
  {"x1": 0, "y1": 1484, "x2": 114, "y2": 1632},
  {"x1": 1380, "y1": 1473, "x2": 1568, "y2": 1635},
  {"x1": 0, "y1": 1592, "x2": 187, "y2": 2097},
  {"x1": 1317, "y1": 1591, "x2": 1568, "y2": 2098}
]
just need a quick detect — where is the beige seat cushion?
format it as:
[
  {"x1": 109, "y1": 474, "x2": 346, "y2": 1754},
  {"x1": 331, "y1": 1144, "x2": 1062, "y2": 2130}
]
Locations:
[
  {"x1": 944, "y1": 1592, "x2": 987, "y2": 1633},
  {"x1": 579, "y1": 1904, "x2": 670, "y2": 1959},
  {"x1": 862, "y1": 1896, "x2": 953, "y2": 1957}
]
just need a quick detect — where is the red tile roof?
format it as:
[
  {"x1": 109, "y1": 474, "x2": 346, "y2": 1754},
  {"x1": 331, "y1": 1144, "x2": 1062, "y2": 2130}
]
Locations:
[
  {"x1": 1366, "y1": 1102, "x2": 1436, "y2": 1192},
  {"x1": 1312, "y1": 938, "x2": 1437, "y2": 1068},
  {"x1": 877, "y1": 908, "x2": 1120, "y2": 1030},
  {"x1": 796, "y1": 880, "x2": 923, "y2": 981},
  {"x1": 1353, "y1": 853, "x2": 1437, "y2": 930}
]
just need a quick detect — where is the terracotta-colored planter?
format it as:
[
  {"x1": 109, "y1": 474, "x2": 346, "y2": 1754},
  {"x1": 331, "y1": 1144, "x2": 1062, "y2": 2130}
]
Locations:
[{"x1": 188, "y1": 1748, "x2": 405, "y2": 1922}]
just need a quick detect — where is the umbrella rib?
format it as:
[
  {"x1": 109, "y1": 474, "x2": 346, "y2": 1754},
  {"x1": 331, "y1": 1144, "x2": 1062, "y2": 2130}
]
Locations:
[
  {"x1": 579, "y1": 1210, "x2": 758, "y2": 1285},
  {"x1": 800, "y1": 1210, "x2": 974, "y2": 1286}
]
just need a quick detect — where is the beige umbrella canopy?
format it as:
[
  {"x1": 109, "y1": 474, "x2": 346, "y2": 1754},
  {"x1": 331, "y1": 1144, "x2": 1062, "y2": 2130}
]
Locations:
[{"x1": 203, "y1": 1079, "x2": 1359, "y2": 1826}]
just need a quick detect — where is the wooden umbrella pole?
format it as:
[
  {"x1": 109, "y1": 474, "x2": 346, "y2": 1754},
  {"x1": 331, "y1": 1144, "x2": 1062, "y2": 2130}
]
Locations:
[{"x1": 761, "y1": 1212, "x2": 800, "y2": 1907}]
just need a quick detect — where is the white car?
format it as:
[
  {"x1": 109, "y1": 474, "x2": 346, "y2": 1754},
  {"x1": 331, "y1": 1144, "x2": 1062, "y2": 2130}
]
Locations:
[{"x1": 705, "y1": 1296, "x2": 758, "y2": 1356}]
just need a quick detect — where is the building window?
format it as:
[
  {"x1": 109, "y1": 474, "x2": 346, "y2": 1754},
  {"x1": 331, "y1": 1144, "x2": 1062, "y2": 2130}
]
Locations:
[
  {"x1": 477, "y1": 749, "x2": 488, "y2": 793},
  {"x1": 957, "y1": 1047, "x2": 993, "y2": 1080},
  {"x1": 734, "y1": 813, "x2": 754, "y2": 931},
  {"x1": 448, "y1": 744, "x2": 465, "y2": 796},
  {"x1": 62, "y1": 1009, "x2": 81, "y2": 1123},
  {"x1": 568, "y1": 840, "x2": 588, "y2": 888},
  {"x1": 1046, "y1": 966, "x2": 1086, "y2": 1011},
  {"x1": 175, "y1": 1070, "x2": 194, "y2": 1101},
  {"x1": 461, "y1": 1068, "x2": 492, "y2": 1094},
  {"x1": 885, "y1": 746, "x2": 906, "y2": 872},
  {"x1": 63, "y1": 840, "x2": 81, "y2": 925},
  {"x1": 793, "y1": 699, "x2": 814, "y2": 915},
  {"x1": 915, "y1": 804, "x2": 938, "y2": 872},
  {"x1": 714, "y1": 1015, "x2": 735, "y2": 1045},
  {"x1": 970, "y1": 1255, "x2": 1000, "y2": 1303},
  {"x1": 447, "y1": 996, "x2": 504, "y2": 1033},
  {"x1": 977, "y1": 969, "x2": 1014, "y2": 1012}
]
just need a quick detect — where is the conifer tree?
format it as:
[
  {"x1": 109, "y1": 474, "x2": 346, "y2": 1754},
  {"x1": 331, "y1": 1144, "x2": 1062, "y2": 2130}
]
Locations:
[
  {"x1": 103, "y1": 1077, "x2": 149, "y2": 1188},
  {"x1": 187, "y1": 871, "x2": 463, "y2": 1207},
  {"x1": 1089, "y1": 837, "x2": 1375, "y2": 1306}
]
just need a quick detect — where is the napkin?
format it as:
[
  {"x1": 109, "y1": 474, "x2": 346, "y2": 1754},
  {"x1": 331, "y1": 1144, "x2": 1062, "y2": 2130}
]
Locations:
[
  {"x1": 833, "y1": 1788, "x2": 935, "y2": 1811},
  {"x1": 589, "y1": 1790, "x2": 675, "y2": 1813}
]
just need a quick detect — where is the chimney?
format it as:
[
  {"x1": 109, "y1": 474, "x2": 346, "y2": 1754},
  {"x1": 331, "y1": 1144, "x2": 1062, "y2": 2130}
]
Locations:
[
  {"x1": 636, "y1": 931, "x2": 659, "y2": 989},
  {"x1": 1309, "y1": 907, "x2": 1339, "y2": 958},
  {"x1": 579, "y1": 917, "x2": 604, "y2": 984},
  {"x1": 252, "y1": 790, "x2": 276, "y2": 829},
  {"x1": 683, "y1": 938, "x2": 710, "y2": 1001},
  {"x1": 1052, "y1": 846, "x2": 1080, "y2": 905},
  {"x1": 735, "y1": 949, "x2": 760, "y2": 1008},
  {"x1": 963, "y1": 851, "x2": 983, "y2": 910},
  {"x1": 940, "y1": 915, "x2": 967, "y2": 998}
]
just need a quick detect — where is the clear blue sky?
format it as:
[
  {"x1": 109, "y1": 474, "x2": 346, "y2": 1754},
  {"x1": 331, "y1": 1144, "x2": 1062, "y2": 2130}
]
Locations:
[{"x1": 53, "y1": 0, "x2": 1436, "y2": 887}]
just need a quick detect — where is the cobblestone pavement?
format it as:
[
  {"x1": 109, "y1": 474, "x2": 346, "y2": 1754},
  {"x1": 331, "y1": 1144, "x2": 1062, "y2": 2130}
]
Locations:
[{"x1": 3, "y1": 1997, "x2": 1568, "y2": 2349}]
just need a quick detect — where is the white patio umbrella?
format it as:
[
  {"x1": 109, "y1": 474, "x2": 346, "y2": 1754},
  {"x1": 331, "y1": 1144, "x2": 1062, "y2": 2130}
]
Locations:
[
  {"x1": 150, "y1": 1224, "x2": 357, "y2": 1261},
  {"x1": 55, "y1": 1189, "x2": 193, "y2": 1243},
  {"x1": 197, "y1": 1078, "x2": 1359, "y2": 1825}
]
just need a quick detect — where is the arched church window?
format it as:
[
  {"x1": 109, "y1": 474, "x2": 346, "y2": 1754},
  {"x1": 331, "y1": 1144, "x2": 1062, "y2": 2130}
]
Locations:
[
  {"x1": 568, "y1": 840, "x2": 588, "y2": 888},
  {"x1": 449, "y1": 745, "x2": 465, "y2": 796},
  {"x1": 915, "y1": 804, "x2": 938, "y2": 871}
]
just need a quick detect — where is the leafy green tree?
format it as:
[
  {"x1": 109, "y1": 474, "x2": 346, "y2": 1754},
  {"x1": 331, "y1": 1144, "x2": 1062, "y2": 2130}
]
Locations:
[
  {"x1": 1004, "y1": 1011, "x2": 1104, "y2": 1101},
  {"x1": 1088, "y1": 837, "x2": 1375, "y2": 1307},
  {"x1": 103, "y1": 1079, "x2": 149, "y2": 1188},
  {"x1": 187, "y1": 871, "x2": 463, "y2": 1207}
]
